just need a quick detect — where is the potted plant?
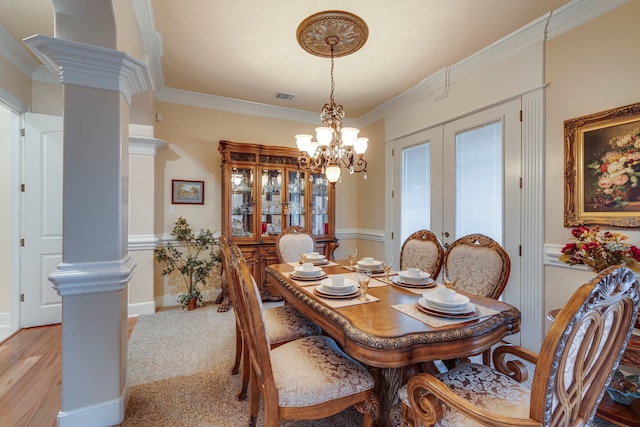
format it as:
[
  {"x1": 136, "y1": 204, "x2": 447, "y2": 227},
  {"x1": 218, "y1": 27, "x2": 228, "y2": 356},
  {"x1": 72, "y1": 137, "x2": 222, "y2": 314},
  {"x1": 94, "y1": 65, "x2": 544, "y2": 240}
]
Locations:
[{"x1": 155, "y1": 217, "x2": 222, "y2": 310}]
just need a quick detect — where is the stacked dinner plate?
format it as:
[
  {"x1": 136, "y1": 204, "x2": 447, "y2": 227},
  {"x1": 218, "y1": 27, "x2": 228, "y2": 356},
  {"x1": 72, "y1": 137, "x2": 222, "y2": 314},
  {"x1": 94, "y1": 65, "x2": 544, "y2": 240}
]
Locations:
[
  {"x1": 356, "y1": 258, "x2": 384, "y2": 273},
  {"x1": 391, "y1": 270, "x2": 435, "y2": 288},
  {"x1": 314, "y1": 278, "x2": 360, "y2": 299},
  {"x1": 290, "y1": 265, "x2": 327, "y2": 281},
  {"x1": 303, "y1": 252, "x2": 329, "y2": 265},
  {"x1": 417, "y1": 289, "x2": 477, "y2": 318}
]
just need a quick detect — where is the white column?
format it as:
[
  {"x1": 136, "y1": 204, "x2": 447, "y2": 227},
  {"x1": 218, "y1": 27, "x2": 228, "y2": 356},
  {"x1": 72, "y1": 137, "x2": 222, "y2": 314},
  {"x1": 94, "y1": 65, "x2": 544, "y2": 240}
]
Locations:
[{"x1": 24, "y1": 34, "x2": 150, "y2": 426}]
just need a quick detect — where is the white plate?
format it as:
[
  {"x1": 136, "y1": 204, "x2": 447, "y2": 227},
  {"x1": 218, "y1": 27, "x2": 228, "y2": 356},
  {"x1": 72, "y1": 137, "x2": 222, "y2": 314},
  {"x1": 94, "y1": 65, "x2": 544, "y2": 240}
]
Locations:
[
  {"x1": 293, "y1": 266, "x2": 323, "y2": 276},
  {"x1": 305, "y1": 253, "x2": 326, "y2": 260},
  {"x1": 355, "y1": 265, "x2": 384, "y2": 273},
  {"x1": 391, "y1": 276, "x2": 436, "y2": 288},
  {"x1": 357, "y1": 259, "x2": 382, "y2": 268},
  {"x1": 419, "y1": 298, "x2": 474, "y2": 314},
  {"x1": 398, "y1": 270, "x2": 431, "y2": 283},
  {"x1": 422, "y1": 291, "x2": 470, "y2": 308},
  {"x1": 320, "y1": 278, "x2": 357, "y2": 294}
]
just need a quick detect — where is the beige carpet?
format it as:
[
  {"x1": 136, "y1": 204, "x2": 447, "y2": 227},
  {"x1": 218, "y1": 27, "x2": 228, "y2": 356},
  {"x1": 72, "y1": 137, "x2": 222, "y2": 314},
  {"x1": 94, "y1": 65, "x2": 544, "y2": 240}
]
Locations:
[
  {"x1": 122, "y1": 302, "x2": 616, "y2": 427},
  {"x1": 122, "y1": 302, "x2": 362, "y2": 426}
]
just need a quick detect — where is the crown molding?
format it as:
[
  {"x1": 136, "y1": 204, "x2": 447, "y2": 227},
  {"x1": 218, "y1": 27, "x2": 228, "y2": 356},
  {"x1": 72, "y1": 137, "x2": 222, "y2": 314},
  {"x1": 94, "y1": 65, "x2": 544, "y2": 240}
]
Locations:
[
  {"x1": 546, "y1": 0, "x2": 629, "y2": 40},
  {"x1": 31, "y1": 64, "x2": 61, "y2": 85},
  {"x1": 0, "y1": 87, "x2": 29, "y2": 113},
  {"x1": 157, "y1": 87, "x2": 322, "y2": 125},
  {"x1": 0, "y1": 24, "x2": 39, "y2": 77},
  {"x1": 23, "y1": 35, "x2": 151, "y2": 105},
  {"x1": 132, "y1": 0, "x2": 164, "y2": 92}
]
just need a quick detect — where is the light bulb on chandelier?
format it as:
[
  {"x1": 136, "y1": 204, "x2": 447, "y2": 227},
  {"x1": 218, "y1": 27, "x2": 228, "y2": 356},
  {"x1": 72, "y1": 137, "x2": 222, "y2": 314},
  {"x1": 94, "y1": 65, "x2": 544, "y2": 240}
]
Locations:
[{"x1": 295, "y1": 11, "x2": 369, "y2": 184}]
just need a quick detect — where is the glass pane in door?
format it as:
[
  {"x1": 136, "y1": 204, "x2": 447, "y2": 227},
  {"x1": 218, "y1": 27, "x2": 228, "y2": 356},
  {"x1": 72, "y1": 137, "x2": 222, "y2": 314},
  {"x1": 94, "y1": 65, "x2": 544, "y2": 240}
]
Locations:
[
  {"x1": 286, "y1": 170, "x2": 305, "y2": 229},
  {"x1": 231, "y1": 167, "x2": 254, "y2": 237},
  {"x1": 454, "y1": 121, "x2": 502, "y2": 242},
  {"x1": 401, "y1": 143, "x2": 431, "y2": 243},
  {"x1": 260, "y1": 168, "x2": 283, "y2": 236},
  {"x1": 311, "y1": 174, "x2": 329, "y2": 236}
]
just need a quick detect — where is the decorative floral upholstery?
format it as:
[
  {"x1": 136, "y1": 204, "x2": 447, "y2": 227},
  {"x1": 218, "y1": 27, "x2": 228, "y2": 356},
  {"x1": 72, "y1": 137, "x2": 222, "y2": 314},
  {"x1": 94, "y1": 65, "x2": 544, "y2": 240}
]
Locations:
[
  {"x1": 403, "y1": 266, "x2": 640, "y2": 427},
  {"x1": 265, "y1": 304, "x2": 322, "y2": 346},
  {"x1": 444, "y1": 234, "x2": 510, "y2": 299},
  {"x1": 271, "y1": 335, "x2": 375, "y2": 407},
  {"x1": 400, "y1": 230, "x2": 445, "y2": 277},
  {"x1": 399, "y1": 363, "x2": 530, "y2": 426},
  {"x1": 276, "y1": 227, "x2": 316, "y2": 263}
]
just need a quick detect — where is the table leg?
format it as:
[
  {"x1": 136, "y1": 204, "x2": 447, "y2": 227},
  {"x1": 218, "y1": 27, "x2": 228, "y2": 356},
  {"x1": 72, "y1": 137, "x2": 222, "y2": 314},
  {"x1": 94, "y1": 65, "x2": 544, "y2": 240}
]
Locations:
[{"x1": 371, "y1": 364, "x2": 421, "y2": 427}]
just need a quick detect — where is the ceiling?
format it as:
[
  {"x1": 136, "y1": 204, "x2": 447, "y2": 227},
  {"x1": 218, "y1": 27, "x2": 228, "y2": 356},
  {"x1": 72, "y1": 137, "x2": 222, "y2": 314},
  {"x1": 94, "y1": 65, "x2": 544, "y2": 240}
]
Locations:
[{"x1": 0, "y1": 0, "x2": 572, "y2": 118}]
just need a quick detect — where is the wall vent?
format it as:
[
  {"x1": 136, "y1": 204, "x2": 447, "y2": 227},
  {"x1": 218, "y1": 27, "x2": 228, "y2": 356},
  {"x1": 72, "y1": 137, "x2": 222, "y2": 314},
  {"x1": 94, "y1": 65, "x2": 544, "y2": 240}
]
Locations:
[{"x1": 274, "y1": 92, "x2": 296, "y2": 101}]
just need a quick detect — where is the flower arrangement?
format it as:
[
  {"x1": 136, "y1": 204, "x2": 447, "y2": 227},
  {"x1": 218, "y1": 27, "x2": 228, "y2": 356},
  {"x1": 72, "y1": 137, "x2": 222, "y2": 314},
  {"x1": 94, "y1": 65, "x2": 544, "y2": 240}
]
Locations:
[
  {"x1": 559, "y1": 226, "x2": 640, "y2": 273},
  {"x1": 587, "y1": 127, "x2": 640, "y2": 208}
]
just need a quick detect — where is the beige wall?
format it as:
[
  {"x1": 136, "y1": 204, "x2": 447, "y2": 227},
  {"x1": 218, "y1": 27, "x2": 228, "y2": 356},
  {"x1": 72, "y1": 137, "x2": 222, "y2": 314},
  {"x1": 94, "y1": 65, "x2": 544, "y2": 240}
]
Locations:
[{"x1": 544, "y1": 1, "x2": 640, "y2": 320}]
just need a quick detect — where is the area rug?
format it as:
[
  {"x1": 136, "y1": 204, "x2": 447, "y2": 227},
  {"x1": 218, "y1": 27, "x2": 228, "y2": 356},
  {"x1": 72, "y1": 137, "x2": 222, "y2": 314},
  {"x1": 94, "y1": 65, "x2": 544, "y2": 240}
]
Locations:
[
  {"x1": 122, "y1": 302, "x2": 362, "y2": 426},
  {"x1": 121, "y1": 302, "x2": 615, "y2": 427}
]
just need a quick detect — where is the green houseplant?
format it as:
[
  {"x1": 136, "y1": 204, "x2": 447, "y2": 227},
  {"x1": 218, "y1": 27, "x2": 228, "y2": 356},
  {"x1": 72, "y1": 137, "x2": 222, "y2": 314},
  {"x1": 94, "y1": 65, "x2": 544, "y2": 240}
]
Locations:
[{"x1": 155, "y1": 217, "x2": 222, "y2": 310}]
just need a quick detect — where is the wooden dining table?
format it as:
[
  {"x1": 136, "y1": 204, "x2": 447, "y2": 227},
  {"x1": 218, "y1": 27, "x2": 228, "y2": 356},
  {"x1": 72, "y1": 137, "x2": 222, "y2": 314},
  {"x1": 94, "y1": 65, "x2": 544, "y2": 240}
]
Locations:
[{"x1": 265, "y1": 260, "x2": 521, "y2": 426}]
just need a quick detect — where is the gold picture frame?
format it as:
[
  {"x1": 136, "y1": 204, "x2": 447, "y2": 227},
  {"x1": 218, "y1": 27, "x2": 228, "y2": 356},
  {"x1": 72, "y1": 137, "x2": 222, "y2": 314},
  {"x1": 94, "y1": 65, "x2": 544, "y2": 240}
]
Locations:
[{"x1": 564, "y1": 102, "x2": 640, "y2": 228}]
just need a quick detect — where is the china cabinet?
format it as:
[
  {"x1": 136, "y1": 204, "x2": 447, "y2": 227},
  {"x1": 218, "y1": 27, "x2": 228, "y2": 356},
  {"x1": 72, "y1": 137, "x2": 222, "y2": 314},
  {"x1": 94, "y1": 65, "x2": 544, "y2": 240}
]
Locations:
[{"x1": 219, "y1": 140, "x2": 338, "y2": 300}]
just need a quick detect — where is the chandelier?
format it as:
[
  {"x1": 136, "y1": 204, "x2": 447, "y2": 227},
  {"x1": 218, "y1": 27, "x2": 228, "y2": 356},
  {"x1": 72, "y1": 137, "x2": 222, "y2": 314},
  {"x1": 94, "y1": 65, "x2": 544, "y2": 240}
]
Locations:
[{"x1": 295, "y1": 11, "x2": 369, "y2": 184}]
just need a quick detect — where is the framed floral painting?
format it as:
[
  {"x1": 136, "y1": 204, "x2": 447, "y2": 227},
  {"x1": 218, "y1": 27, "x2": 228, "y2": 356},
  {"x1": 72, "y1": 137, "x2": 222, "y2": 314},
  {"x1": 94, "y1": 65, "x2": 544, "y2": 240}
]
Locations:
[{"x1": 564, "y1": 101, "x2": 640, "y2": 228}]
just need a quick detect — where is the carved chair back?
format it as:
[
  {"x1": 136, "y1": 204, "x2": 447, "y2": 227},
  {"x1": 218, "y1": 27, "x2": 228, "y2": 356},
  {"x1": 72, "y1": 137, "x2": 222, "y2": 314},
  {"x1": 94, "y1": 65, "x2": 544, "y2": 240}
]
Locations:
[
  {"x1": 276, "y1": 226, "x2": 317, "y2": 263},
  {"x1": 399, "y1": 230, "x2": 445, "y2": 278}
]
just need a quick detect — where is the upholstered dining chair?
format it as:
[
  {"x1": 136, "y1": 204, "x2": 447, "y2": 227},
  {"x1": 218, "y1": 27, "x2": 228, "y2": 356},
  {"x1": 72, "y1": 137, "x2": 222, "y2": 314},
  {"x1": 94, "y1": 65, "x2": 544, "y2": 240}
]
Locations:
[
  {"x1": 400, "y1": 230, "x2": 445, "y2": 278},
  {"x1": 403, "y1": 266, "x2": 640, "y2": 427},
  {"x1": 275, "y1": 225, "x2": 317, "y2": 263},
  {"x1": 232, "y1": 252, "x2": 380, "y2": 427},
  {"x1": 442, "y1": 233, "x2": 510, "y2": 300},
  {"x1": 220, "y1": 238, "x2": 321, "y2": 401}
]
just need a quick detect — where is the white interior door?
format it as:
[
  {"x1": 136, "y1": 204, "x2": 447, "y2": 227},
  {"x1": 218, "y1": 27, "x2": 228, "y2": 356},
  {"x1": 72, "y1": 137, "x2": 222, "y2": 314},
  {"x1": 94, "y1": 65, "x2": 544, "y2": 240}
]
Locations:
[{"x1": 21, "y1": 112, "x2": 63, "y2": 327}]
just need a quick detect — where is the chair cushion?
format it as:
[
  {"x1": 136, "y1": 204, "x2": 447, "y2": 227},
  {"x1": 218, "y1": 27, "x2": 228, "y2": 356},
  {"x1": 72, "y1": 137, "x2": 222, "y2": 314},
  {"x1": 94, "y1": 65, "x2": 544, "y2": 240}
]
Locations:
[
  {"x1": 401, "y1": 363, "x2": 530, "y2": 426},
  {"x1": 401, "y1": 240, "x2": 440, "y2": 274},
  {"x1": 448, "y1": 246, "x2": 503, "y2": 297},
  {"x1": 270, "y1": 335, "x2": 375, "y2": 407},
  {"x1": 265, "y1": 305, "x2": 322, "y2": 345},
  {"x1": 278, "y1": 233, "x2": 315, "y2": 263}
]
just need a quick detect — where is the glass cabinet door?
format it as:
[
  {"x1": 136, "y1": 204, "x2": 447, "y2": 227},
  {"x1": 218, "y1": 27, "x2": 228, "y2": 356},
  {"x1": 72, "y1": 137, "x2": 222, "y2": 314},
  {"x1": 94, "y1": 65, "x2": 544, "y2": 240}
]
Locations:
[
  {"x1": 260, "y1": 168, "x2": 283, "y2": 237},
  {"x1": 286, "y1": 170, "x2": 306, "y2": 229},
  {"x1": 230, "y1": 167, "x2": 255, "y2": 238},
  {"x1": 311, "y1": 174, "x2": 329, "y2": 236}
]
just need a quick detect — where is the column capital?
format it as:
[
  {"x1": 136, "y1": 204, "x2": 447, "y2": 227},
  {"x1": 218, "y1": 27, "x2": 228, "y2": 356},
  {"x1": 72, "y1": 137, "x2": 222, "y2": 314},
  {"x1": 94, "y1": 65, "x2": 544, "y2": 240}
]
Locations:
[
  {"x1": 23, "y1": 35, "x2": 150, "y2": 105},
  {"x1": 49, "y1": 255, "x2": 137, "y2": 297}
]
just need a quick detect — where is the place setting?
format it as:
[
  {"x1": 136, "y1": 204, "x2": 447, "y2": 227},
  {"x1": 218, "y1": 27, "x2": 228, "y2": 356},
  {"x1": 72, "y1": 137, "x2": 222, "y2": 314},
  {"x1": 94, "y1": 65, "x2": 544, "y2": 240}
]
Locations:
[
  {"x1": 416, "y1": 286, "x2": 477, "y2": 319},
  {"x1": 300, "y1": 251, "x2": 330, "y2": 265},
  {"x1": 289, "y1": 262, "x2": 327, "y2": 282},
  {"x1": 313, "y1": 275, "x2": 361, "y2": 299},
  {"x1": 390, "y1": 268, "x2": 435, "y2": 290}
]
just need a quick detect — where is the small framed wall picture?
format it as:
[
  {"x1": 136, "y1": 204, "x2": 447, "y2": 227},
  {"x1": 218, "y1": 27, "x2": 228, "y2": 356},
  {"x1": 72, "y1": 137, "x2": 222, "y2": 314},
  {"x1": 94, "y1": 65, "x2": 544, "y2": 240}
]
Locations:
[{"x1": 172, "y1": 180, "x2": 205, "y2": 205}]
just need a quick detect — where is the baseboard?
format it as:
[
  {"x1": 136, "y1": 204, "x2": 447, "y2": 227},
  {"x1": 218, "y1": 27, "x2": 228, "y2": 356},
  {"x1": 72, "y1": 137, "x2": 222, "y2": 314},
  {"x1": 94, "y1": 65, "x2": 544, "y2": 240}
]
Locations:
[
  {"x1": 156, "y1": 289, "x2": 222, "y2": 309},
  {"x1": 0, "y1": 311, "x2": 9, "y2": 328},
  {"x1": 127, "y1": 301, "x2": 156, "y2": 316},
  {"x1": 57, "y1": 386, "x2": 127, "y2": 427}
]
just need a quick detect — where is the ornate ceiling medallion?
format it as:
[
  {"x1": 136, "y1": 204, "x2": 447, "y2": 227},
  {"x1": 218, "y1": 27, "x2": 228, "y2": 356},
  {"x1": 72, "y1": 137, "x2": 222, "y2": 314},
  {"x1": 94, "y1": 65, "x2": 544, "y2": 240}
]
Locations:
[{"x1": 296, "y1": 10, "x2": 368, "y2": 58}]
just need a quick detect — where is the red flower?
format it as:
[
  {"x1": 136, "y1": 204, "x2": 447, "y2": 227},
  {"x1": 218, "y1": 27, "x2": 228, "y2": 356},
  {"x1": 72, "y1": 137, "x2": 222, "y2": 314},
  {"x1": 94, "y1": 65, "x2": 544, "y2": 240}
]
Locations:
[
  {"x1": 600, "y1": 164, "x2": 608, "y2": 173},
  {"x1": 631, "y1": 245, "x2": 640, "y2": 262},
  {"x1": 572, "y1": 226, "x2": 591, "y2": 238},
  {"x1": 561, "y1": 243, "x2": 576, "y2": 253}
]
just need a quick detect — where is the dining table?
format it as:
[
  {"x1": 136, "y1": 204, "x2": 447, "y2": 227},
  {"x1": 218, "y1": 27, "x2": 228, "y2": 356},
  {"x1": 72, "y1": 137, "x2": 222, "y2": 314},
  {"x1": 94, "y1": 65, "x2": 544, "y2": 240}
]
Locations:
[{"x1": 265, "y1": 260, "x2": 521, "y2": 427}]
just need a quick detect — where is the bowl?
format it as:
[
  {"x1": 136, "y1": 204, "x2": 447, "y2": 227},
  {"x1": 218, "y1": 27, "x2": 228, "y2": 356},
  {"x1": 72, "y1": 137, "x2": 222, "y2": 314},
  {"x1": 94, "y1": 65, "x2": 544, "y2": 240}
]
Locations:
[{"x1": 606, "y1": 370, "x2": 640, "y2": 405}]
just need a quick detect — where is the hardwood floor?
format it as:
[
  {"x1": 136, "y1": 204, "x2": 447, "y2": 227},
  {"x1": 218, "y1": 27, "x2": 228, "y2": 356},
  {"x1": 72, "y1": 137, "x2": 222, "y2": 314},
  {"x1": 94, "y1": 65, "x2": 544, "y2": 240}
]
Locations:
[{"x1": 0, "y1": 318, "x2": 137, "y2": 427}]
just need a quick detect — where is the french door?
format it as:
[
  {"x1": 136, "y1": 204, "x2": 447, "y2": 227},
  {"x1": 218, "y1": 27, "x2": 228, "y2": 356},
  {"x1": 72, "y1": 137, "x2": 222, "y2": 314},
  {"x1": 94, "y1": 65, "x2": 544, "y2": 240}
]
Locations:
[{"x1": 391, "y1": 99, "x2": 522, "y2": 340}]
